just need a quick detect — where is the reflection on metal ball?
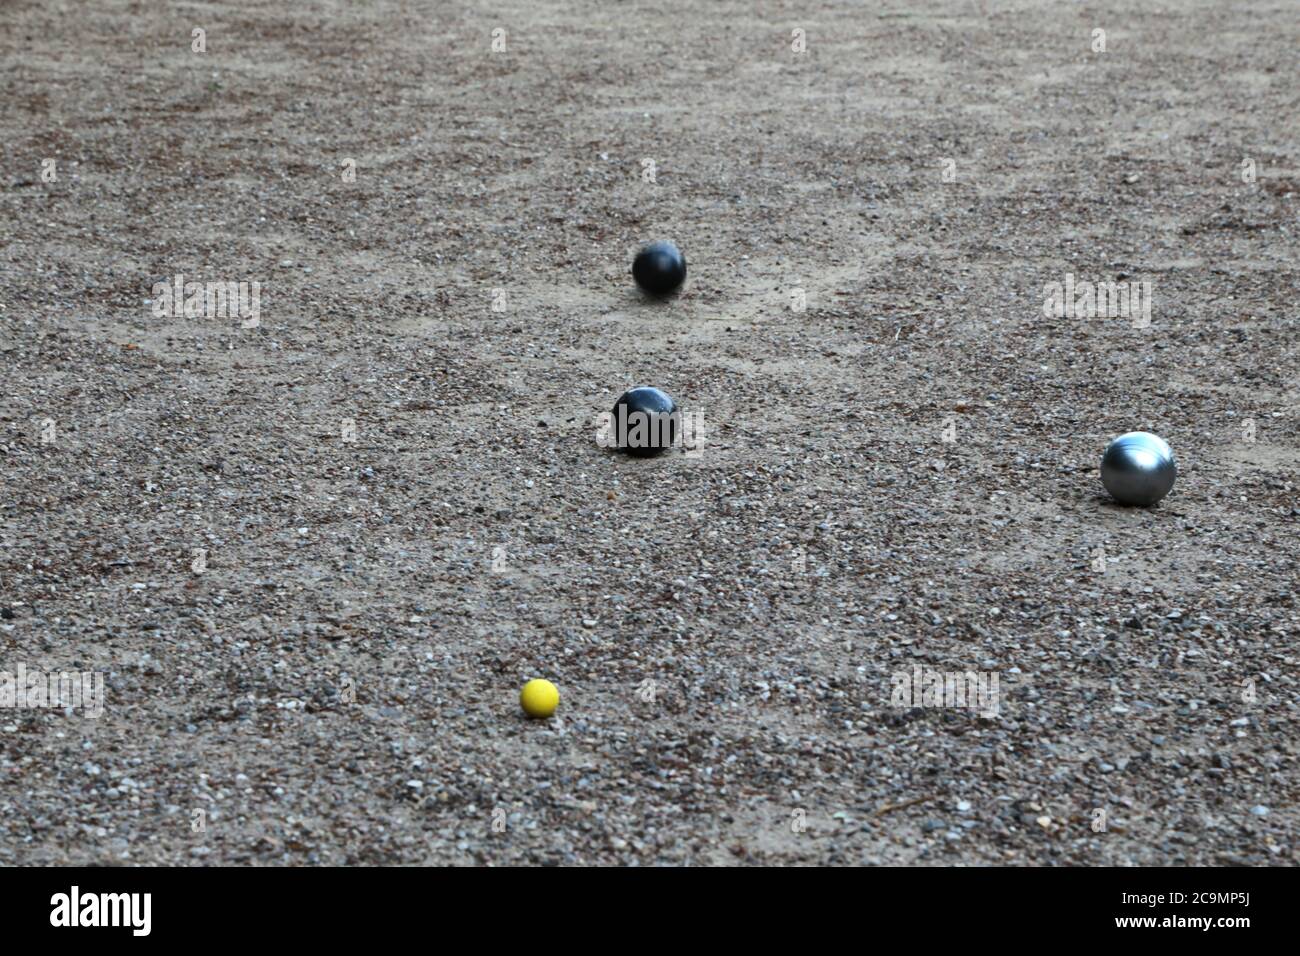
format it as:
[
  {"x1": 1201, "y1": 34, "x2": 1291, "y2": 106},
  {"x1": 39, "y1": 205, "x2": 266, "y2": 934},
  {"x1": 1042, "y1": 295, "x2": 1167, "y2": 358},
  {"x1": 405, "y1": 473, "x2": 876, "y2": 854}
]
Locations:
[{"x1": 1100, "y1": 432, "x2": 1176, "y2": 507}]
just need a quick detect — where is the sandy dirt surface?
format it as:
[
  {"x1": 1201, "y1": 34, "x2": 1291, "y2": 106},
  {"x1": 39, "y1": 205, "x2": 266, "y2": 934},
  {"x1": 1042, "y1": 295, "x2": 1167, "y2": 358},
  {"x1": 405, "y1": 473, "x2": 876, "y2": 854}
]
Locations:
[{"x1": 1, "y1": 0, "x2": 1297, "y2": 865}]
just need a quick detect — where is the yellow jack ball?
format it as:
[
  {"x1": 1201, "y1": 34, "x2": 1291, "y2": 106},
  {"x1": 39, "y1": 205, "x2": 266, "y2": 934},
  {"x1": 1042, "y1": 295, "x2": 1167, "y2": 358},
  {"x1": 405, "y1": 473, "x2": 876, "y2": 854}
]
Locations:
[{"x1": 520, "y1": 679, "x2": 559, "y2": 719}]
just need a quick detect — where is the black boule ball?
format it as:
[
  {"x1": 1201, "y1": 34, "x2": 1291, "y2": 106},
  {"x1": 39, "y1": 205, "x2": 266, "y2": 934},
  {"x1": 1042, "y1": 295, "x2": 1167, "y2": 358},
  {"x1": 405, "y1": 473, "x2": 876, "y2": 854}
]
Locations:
[
  {"x1": 610, "y1": 386, "x2": 677, "y2": 457},
  {"x1": 631, "y1": 241, "x2": 686, "y2": 297}
]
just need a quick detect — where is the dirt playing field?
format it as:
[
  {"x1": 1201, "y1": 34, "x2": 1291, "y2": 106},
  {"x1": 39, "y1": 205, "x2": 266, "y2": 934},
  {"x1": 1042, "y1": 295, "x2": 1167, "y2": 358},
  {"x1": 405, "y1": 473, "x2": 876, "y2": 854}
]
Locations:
[{"x1": 1, "y1": 0, "x2": 1296, "y2": 865}]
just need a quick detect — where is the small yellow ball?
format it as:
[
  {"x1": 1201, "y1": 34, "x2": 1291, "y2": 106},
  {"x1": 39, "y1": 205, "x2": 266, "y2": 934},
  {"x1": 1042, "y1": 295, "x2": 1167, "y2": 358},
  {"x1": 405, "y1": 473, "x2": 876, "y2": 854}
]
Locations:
[{"x1": 520, "y1": 679, "x2": 559, "y2": 719}]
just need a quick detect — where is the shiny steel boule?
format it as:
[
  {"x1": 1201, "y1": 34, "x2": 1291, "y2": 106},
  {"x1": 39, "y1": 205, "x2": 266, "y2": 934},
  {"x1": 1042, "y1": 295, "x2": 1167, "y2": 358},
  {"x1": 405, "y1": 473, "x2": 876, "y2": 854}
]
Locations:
[{"x1": 1100, "y1": 432, "x2": 1176, "y2": 506}]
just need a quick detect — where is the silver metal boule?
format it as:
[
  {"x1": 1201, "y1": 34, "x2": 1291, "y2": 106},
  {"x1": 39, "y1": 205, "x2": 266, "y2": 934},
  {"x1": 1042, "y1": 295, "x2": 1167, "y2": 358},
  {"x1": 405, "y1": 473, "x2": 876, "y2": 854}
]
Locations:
[{"x1": 1100, "y1": 431, "x2": 1176, "y2": 507}]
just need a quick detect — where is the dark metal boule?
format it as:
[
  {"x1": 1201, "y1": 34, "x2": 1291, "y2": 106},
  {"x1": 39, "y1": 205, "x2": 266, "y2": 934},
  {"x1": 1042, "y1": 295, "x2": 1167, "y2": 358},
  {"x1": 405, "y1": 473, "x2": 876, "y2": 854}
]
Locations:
[
  {"x1": 610, "y1": 386, "x2": 678, "y2": 457},
  {"x1": 632, "y1": 241, "x2": 686, "y2": 297}
]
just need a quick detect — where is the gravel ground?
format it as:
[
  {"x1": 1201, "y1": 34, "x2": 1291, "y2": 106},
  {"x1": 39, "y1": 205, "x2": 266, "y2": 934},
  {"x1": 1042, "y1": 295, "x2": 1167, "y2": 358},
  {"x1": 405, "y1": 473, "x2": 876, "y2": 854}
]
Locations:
[{"x1": 1, "y1": 0, "x2": 1297, "y2": 865}]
